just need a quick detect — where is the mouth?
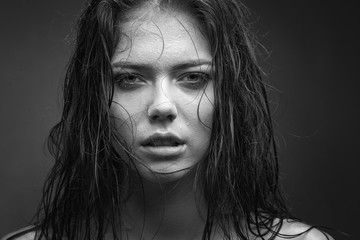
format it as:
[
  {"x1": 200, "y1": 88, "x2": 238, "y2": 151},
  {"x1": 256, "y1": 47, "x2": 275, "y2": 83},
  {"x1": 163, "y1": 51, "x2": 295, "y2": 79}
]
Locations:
[
  {"x1": 141, "y1": 134, "x2": 185, "y2": 147},
  {"x1": 140, "y1": 134, "x2": 186, "y2": 158}
]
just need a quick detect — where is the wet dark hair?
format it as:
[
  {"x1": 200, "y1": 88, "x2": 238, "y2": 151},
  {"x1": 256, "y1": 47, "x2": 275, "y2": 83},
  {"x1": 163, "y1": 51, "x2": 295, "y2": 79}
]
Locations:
[{"x1": 33, "y1": 0, "x2": 293, "y2": 239}]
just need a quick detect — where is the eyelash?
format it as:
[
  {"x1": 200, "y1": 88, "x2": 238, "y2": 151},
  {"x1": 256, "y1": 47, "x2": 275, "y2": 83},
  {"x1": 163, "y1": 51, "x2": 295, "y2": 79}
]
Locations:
[
  {"x1": 113, "y1": 72, "x2": 211, "y2": 90},
  {"x1": 114, "y1": 73, "x2": 145, "y2": 90},
  {"x1": 178, "y1": 72, "x2": 211, "y2": 89}
]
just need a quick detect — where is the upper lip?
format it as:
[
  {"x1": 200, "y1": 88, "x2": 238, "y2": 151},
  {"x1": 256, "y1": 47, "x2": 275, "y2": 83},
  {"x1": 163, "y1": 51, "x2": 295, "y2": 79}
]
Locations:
[{"x1": 141, "y1": 133, "x2": 185, "y2": 147}]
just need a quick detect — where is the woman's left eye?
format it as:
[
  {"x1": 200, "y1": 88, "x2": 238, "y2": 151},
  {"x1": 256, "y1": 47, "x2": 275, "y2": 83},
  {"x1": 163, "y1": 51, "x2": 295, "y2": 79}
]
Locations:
[{"x1": 179, "y1": 73, "x2": 210, "y2": 89}]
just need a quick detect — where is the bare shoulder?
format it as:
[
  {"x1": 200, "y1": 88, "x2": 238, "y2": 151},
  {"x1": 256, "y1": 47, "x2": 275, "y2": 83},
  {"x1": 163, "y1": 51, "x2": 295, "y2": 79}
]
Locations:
[
  {"x1": 1, "y1": 226, "x2": 36, "y2": 240},
  {"x1": 275, "y1": 219, "x2": 334, "y2": 240}
]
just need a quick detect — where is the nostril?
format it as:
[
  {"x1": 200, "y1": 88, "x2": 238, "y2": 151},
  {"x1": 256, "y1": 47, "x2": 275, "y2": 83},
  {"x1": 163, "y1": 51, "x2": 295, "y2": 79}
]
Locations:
[
  {"x1": 149, "y1": 112, "x2": 176, "y2": 122},
  {"x1": 167, "y1": 113, "x2": 176, "y2": 121}
]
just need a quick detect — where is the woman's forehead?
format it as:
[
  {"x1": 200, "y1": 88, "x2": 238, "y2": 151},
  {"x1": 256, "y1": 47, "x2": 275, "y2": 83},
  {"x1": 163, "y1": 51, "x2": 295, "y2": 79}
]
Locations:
[{"x1": 112, "y1": 9, "x2": 211, "y2": 69}]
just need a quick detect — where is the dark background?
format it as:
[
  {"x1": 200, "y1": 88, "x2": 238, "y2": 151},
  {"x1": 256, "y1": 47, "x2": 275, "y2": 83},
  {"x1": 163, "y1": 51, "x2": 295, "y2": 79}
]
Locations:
[{"x1": 0, "y1": 1, "x2": 358, "y2": 239}]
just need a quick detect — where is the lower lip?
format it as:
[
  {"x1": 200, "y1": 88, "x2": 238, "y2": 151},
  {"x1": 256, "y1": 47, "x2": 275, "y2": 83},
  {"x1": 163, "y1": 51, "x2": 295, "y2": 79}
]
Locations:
[{"x1": 140, "y1": 145, "x2": 186, "y2": 159}]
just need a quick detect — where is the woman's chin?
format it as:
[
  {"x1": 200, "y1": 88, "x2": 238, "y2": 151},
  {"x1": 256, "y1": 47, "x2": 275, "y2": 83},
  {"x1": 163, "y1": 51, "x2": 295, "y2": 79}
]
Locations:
[{"x1": 136, "y1": 165, "x2": 194, "y2": 183}]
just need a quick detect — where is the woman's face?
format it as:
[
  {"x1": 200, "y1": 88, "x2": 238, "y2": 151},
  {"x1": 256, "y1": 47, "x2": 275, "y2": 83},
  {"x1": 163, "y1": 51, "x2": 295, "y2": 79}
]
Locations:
[{"x1": 110, "y1": 8, "x2": 214, "y2": 182}]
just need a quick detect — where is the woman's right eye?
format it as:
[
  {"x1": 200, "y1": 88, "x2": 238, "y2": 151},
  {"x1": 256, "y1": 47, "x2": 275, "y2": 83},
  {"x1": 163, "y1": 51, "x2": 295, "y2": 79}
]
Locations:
[{"x1": 114, "y1": 74, "x2": 145, "y2": 90}]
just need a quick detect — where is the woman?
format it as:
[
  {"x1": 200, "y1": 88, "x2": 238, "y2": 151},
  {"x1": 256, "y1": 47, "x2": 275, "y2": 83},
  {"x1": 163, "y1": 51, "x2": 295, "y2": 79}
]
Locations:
[{"x1": 3, "y1": 0, "x2": 333, "y2": 239}]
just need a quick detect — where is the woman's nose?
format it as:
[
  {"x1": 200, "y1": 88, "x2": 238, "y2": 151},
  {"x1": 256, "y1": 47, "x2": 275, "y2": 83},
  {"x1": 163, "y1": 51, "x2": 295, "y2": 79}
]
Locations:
[{"x1": 147, "y1": 82, "x2": 178, "y2": 122}]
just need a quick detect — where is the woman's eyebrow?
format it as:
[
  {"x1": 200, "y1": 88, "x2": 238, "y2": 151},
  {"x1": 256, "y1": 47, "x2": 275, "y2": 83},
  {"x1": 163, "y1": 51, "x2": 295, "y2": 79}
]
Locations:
[
  {"x1": 170, "y1": 60, "x2": 213, "y2": 71},
  {"x1": 112, "y1": 59, "x2": 213, "y2": 72}
]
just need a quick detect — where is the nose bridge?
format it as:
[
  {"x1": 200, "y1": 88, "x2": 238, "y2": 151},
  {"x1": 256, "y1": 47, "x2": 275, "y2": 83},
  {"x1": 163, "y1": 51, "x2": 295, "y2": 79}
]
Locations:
[
  {"x1": 153, "y1": 77, "x2": 171, "y2": 104},
  {"x1": 147, "y1": 77, "x2": 178, "y2": 121}
]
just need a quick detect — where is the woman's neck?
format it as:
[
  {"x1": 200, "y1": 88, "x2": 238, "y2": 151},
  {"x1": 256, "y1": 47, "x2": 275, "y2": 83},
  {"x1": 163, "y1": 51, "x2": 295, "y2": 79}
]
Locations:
[{"x1": 124, "y1": 171, "x2": 207, "y2": 240}]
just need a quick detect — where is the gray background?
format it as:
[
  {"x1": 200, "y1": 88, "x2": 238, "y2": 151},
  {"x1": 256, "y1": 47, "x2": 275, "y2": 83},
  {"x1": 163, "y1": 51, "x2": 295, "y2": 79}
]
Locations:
[{"x1": 1, "y1": 1, "x2": 358, "y2": 239}]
